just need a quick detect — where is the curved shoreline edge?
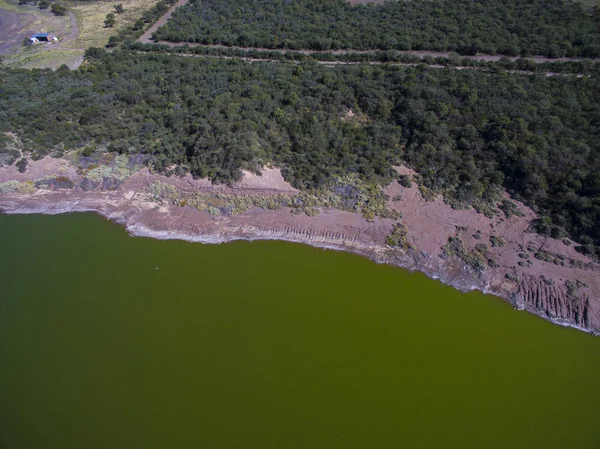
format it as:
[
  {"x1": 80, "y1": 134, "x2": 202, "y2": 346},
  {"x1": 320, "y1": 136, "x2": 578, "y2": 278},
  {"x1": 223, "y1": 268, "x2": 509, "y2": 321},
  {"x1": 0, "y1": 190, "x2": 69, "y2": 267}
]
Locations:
[{"x1": 2, "y1": 199, "x2": 597, "y2": 336}]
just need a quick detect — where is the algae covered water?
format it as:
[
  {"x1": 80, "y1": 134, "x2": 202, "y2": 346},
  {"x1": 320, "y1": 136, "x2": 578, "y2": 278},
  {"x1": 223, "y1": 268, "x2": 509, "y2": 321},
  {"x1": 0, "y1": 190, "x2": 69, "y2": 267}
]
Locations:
[{"x1": 0, "y1": 213, "x2": 599, "y2": 448}]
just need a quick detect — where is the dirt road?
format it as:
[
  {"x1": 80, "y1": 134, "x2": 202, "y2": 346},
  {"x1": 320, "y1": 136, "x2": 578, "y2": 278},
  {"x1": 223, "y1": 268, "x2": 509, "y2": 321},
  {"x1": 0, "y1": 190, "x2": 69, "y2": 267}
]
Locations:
[{"x1": 138, "y1": 0, "x2": 190, "y2": 44}]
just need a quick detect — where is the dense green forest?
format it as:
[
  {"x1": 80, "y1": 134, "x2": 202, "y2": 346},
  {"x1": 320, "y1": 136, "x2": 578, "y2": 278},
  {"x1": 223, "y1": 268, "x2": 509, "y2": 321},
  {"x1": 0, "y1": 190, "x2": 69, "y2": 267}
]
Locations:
[
  {"x1": 152, "y1": 0, "x2": 600, "y2": 58},
  {"x1": 1, "y1": 51, "x2": 599, "y2": 255}
]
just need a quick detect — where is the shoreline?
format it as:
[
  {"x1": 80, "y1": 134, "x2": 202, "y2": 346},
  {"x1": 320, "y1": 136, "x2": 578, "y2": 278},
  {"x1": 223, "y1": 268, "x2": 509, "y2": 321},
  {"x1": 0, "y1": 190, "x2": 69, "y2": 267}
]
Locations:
[
  {"x1": 2, "y1": 195, "x2": 597, "y2": 336},
  {"x1": 1, "y1": 157, "x2": 598, "y2": 335}
]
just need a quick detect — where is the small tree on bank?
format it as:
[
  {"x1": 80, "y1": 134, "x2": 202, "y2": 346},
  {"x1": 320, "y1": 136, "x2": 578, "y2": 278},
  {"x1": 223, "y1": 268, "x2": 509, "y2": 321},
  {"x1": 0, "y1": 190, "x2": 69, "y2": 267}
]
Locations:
[
  {"x1": 104, "y1": 13, "x2": 116, "y2": 28},
  {"x1": 16, "y1": 158, "x2": 28, "y2": 173}
]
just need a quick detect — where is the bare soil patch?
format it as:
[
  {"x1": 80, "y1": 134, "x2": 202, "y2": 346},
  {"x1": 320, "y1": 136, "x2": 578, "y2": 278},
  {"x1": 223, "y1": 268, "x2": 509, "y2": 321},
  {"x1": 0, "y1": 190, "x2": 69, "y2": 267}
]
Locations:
[
  {"x1": 0, "y1": 0, "x2": 69, "y2": 56},
  {"x1": 0, "y1": 8, "x2": 35, "y2": 54}
]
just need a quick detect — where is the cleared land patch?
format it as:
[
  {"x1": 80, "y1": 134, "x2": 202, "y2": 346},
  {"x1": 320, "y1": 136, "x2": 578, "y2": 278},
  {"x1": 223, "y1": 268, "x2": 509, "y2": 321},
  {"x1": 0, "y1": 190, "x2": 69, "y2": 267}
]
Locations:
[
  {"x1": 0, "y1": 0, "x2": 70, "y2": 57},
  {"x1": 1, "y1": 0, "x2": 157, "y2": 68},
  {"x1": 66, "y1": 0, "x2": 159, "y2": 50}
]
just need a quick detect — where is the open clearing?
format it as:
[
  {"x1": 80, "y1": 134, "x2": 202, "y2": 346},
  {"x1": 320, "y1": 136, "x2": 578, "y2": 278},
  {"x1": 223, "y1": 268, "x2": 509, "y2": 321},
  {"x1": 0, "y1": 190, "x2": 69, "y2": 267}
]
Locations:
[
  {"x1": 65, "y1": 0, "x2": 158, "y2": 50},
  {"x1": 0, "y1": 0, "x2": 71, "y2": 56},
  {"x1": 1, "y1": 0, "x2": 156, "y2": 69}
]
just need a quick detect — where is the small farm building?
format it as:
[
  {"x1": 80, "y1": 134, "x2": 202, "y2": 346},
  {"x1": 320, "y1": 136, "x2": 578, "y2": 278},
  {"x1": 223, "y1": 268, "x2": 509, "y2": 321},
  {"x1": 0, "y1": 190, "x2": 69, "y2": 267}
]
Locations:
[{"x1": 29, "y1": 33, "x2": 58, "y2": 44}]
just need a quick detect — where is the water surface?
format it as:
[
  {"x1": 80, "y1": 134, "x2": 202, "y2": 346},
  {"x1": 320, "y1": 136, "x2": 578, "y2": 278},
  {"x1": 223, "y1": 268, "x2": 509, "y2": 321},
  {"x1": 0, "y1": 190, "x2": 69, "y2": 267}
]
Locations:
[{"x1": 0, "y1": 213, "x2": 599, "y2": 448}]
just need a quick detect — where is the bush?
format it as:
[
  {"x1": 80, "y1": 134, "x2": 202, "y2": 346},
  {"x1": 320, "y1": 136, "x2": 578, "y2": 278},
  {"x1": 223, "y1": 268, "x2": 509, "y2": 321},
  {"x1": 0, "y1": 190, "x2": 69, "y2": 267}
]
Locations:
[
  {"x1": 475, "y1": 243, "x2": 488, "y2": 254},
  {"x1": 386, "y1": 223, "x2": 410, "y2": 250},
  {"x1": 106, "y1": 36, "x2": 120, "y2": 48},
  {"x1": 105, "y1": 13, "x2": 116, "y2": 28},
  {"x1": 442, "y1": 236, "x2": 486, "y2": 271},
  {"x1": 16, "y1": 158, "x2": 28, "y2": 173},
  {"x1": 398, "y1": 174, "x2": 412, "y2": 188},
  {"x1": 51, "y1": 3, "x2": 67, "y2": 15},
  {"x1": 490, "y1": 235, "x2": 505, "y2": 248},
  {"x1": 487, "y1": 258, "x2": 500, "y2": 268}
]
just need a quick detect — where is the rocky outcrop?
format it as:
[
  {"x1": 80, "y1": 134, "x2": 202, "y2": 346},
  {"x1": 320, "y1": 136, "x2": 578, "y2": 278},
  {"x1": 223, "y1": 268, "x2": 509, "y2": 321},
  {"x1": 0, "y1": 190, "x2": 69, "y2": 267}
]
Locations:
[{"x1": 513, "y1": 274, "x2": 597, "y2": 333}]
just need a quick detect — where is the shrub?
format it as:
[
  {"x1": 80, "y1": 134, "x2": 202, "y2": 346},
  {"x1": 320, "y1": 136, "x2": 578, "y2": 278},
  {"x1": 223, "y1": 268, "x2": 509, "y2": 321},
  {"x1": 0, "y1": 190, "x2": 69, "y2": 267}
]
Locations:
[
  {"x1": 105, "y1": 13, "x2": 116, "y2": 28},
  {"x1": 499, "y1": 199, "x2": 524, "y2": 218},
  {"x1": 386, "y1": 223, "x2": 410, "y2": 250},
  {"x1": 487, "y1": 258, "x2": 500, "y2": 268},
  {"x1": 475, "y1": 243, "x2": 488, "y2": 253},
  {"x1": 51, "y1": 3, "x2": 67, "y2": 15},
  {"x1": 16, "y1": 158, "x2": 28, "y2": 173},
  {"x1": 398, "y1": 174, "x2": 412, "y2": 188},
  {"x1": 442, "y1": 236, "x2": 486, "y2": 271},
  {"x1": 490, "y1": 235, "x2": 505, "y2": 247}
]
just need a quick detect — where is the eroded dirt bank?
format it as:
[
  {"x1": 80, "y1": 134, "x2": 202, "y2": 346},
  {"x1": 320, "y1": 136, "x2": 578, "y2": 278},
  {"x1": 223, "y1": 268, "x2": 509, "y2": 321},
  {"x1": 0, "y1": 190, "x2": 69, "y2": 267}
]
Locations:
[{"x1": 1, "y1": 156, "x2": 598, "y2": 334}]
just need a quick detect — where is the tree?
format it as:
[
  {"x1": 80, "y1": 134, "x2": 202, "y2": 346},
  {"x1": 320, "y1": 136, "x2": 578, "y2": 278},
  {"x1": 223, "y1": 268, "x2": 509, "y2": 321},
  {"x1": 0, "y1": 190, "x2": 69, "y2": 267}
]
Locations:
[
  {"x1": 132, "y1": 19, "x2": 145, "y2": 31},
  {"x1": 106, "y1": 36, "x2": 120, "y2": 48},
  {"x1": 51, "y1": 3, "x2": 67, "y2": 15},
  {"x1": 114, "y1": 3, "x2": 124, "y2": 13},
  {"x1": 16, "y1": 158, "x2": 28, "y2": 173},
  {"x1": 104, "y1": 13, "x2": 116, "y2": 28},
  {"x1": 38, "y1": 0, "x2": 50, "y2": 9}
]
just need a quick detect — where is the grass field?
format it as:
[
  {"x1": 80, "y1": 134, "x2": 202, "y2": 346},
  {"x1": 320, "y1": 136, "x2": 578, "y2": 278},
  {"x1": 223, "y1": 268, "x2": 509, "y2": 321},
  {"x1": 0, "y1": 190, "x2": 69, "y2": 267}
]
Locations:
[
  {"x1": 65, "y1": 0, "x2": 158, "y2": 50},
  {"x1": 4, "y1": 47, "x2": 83, "y2": 69}
]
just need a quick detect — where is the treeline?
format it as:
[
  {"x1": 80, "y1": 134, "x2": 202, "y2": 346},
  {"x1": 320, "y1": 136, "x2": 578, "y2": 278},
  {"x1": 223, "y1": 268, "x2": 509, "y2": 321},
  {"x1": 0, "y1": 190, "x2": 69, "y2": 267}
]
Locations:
[
  {"x1": 131, "y1": 41, "x2": 600, "y2": 76},
  {"x1": 0, "y1": 51, "x2": 599, "y2": 256},
  {"x1": 152, "y1": 0, "x2": 600, "y2": 58}
]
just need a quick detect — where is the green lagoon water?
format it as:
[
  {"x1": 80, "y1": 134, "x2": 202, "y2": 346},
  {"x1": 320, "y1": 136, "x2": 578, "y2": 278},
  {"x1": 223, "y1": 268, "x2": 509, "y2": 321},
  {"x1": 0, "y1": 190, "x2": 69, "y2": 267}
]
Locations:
[{"x1": 0, "y1": 212, "x2": 599, "y2": 448}]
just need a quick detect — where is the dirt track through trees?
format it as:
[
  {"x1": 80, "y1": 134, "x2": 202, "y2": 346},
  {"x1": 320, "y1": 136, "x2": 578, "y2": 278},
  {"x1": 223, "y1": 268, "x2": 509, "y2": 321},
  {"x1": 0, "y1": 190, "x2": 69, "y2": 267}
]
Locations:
[{"x1": 138, "y1": 0, "x2": 190, "y2": 44}]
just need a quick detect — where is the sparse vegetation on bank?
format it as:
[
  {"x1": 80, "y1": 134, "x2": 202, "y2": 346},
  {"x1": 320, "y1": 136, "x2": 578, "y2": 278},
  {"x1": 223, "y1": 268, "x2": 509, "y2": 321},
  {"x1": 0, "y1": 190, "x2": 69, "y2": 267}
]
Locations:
[
  {"x1": 386, "y1": 223, "x2": 410, "y2": 250},
  {"x1": 0, "y1": 180, "x2": 36, "y2": 194},
  {"x1": 148, "y1": 174, "x2": 400, "y2": 219},
  {"x1": 442, "y1": 236, "x2": 487, "y2": 271}
]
